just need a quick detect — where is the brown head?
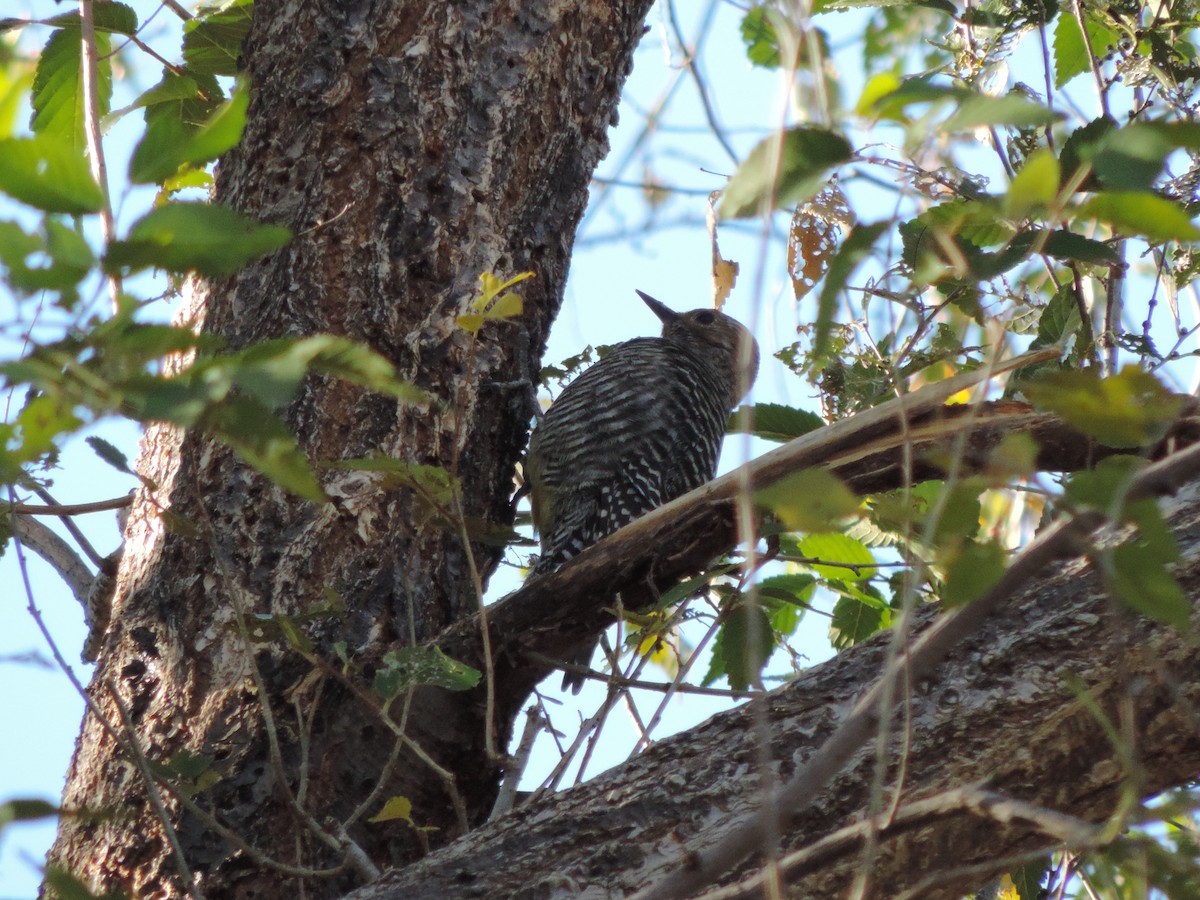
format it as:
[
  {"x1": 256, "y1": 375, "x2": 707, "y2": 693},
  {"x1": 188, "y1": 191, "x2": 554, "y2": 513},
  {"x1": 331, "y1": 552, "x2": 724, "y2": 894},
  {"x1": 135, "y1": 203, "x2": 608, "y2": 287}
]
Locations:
[{"x1": 636, "y1": 290, "x2": 760, "y2": 407}]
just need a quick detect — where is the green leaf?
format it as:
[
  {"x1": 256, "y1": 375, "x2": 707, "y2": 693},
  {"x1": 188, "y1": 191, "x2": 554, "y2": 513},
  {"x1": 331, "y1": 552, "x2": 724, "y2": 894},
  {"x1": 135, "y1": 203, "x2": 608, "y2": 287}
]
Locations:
[
  {"x1": 795, "y1": 532, "x2": 877, "y2": 581},
  {"x1": 1053, "y1": 10, "x2": 1117, "y2": 89},
  {"x1": 1027, "y1": 367, "x2": 1184, "y2": 448},
  {"x1": 223, "y1": 335, "x2": 429, "y2": 409},
  {"x1": 0, "y1": 218, "x2": 94, "y2": 298},
  {"x1": 43, "y1": 866, "x2": 126, "y2": 900},
  {"x1": 755, "y1": 468, "x2": 859, "y2": 532},
  {"x1": 104, "y1": 201, "x2": 292, "y2": 276},
  {"x1": 720, "y1": 601, "x2": 773, "y2": 691},
  {"x1": 741, "y1": 6, "x2": 781, "y2": 68},
  {"x1": 941, "y1": 539, "x2": 1007, "y2": 607},
  {"x1": 1059, "y1": 115, "x2": 1116, "y2": 190},
  {"x1": 183, "y1": 0, "x2": 254, "y2": 77},
  {"x1": 0, "y1": 797, "x2": 59, "y2": 828},
  {"x1": 1006, "y1": 149, "x2": 1059, "y2": 217},
  {"x1": 1030, "y1": 283, "x2": 1082, "y2": 350},
  {"x1": 757, "y1": 573, "x2": 817, "y2": 613},
  {"x1": 1108, "y1": 539, "x2": 1191, "y2": 631},
  {"x1": 1064, "y1": 455, "x2": 1146, "y2": 511},
  {"x1": 1080, "y1": 193, "x2": 1200, "y2": 242},
  {"x1": 46, "y1": 3, "x2": 138, "y2": 35},
  {"x1": 1041, "y1": 230, "x2": 1120, "y2": 265},
  {"x1": 205, "y1": 396, "x2": 326, "y2": 502},
  {"x1": 728, "y1": 402, "x2": 824, "y2": 442},
  {"x1": 941, "y1": 93, "x2": 1059, "y2": 132},
  {"x1": 130, "y1": 77, "x2": 248, "y2": 184},
  {"x1": 1009, "y1": 858, "x2": 1052, "y2": 900},
  {"x1": 813, "y1": 221, "x2": 887, "y2": 360},
  {"x1": 327, "y1": 458, "x2": 459, "y2": 505},
  {"x1": 719, "y1": 127, "x2": 852, "y2": 219},
  {"x1": 31, "y1": 26, "x2": 112, "y2": 151},
  {"x1": 86, "y1": 436, "x2": 132, "y2": 474},
  {"x1": 829, "y1": 589, "x2": 889, "y2": 649},
  {"x1": 0, "y1": 136, "x2": 104, "y2": 213},
  {"x1": 373, "y1": 646, "x2": 482, "y2": 699}
]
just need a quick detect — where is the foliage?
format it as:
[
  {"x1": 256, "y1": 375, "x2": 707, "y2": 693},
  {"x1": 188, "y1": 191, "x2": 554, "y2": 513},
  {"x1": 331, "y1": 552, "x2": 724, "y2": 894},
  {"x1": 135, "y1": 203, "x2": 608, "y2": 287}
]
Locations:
[{"x1": 6, "y1": 0, "x2": 1200, "y2": 896}]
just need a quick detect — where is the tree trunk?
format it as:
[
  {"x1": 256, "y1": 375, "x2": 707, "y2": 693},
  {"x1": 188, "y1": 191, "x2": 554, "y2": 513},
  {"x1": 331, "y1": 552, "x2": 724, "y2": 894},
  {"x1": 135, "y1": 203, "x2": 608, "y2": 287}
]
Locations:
[
  {"x1": 345, "y1": 483, "x2": 1200, "y2": 900},
  {"x1": 48, "y1": 2, "x2": 653, "y2": 897}
]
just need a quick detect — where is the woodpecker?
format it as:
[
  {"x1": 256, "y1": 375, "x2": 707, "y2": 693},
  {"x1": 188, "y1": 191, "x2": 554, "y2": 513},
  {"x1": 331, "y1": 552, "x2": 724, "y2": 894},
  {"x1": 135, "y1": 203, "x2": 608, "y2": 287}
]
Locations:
[{"x1": 525, "y1": 290, "x2": 759, "y2": 691}]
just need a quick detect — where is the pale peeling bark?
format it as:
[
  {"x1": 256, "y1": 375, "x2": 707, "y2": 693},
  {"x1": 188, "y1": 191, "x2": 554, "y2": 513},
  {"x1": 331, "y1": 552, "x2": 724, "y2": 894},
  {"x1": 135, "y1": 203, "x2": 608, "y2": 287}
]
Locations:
[
  {"x1": 346, "y1": 483, "x2": 1200, "y2": 900},
  {"x1": 49, "y1": 2, "x2": 653, "y2": 897}
]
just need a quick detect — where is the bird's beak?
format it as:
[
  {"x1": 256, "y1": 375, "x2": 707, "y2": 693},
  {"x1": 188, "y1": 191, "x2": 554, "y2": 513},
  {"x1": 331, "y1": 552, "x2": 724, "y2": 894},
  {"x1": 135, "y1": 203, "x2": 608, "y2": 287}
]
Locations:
[{"x1": 636, "y1": 290, "x2": 679, "y2": 326}]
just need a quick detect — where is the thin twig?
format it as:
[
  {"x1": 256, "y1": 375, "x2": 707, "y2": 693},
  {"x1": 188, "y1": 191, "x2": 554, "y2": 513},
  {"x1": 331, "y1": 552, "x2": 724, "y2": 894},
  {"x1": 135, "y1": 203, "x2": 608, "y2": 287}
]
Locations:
[
  {"x1": 7, "y1": 494, "x2": 133, "y2": 516},
  {"x1": 105, "y1": 680, "x2": 205, "y2": 900},
  {"x1": 692, "y1": 784, "x2": 1103, "y2": 900},
  {"x1": 22, "y1": 480, "x2": 107, "y2": 568},
  {"x1": 78, "y1": 0, "x2": 121, "y2": 314}
]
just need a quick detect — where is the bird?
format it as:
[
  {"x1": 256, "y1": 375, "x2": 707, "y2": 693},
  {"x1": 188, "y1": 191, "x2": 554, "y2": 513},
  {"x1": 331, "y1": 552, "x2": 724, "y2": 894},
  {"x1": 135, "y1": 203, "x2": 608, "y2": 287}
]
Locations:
[{"x1": 525, "y1": 290, "x2": 759, "y2": 691}]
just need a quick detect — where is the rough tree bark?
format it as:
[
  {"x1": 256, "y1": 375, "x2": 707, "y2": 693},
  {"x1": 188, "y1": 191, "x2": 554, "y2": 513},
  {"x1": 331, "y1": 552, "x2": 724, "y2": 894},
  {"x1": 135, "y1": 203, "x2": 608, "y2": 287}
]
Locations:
[
  {"x1": 45, "y1": 2, "x2": 1200, "y2": 899},
  {"x1": 49, "y1": 2, "x2": 653, "y2": 897}
]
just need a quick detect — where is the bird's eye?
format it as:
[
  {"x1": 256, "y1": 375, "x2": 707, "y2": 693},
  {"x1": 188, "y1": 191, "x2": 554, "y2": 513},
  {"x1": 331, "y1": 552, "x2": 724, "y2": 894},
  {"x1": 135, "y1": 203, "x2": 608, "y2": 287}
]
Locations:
[{"x1": 695, "y1": 311, "x2": 716, "y2": 325}]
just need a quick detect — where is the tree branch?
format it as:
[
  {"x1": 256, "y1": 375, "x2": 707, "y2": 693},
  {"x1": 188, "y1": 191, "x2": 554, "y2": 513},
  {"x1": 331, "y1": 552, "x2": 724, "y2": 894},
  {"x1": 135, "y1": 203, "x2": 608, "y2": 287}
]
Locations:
[{"x1": 348, "y1": 468, "x2": 1200, "y2": 900}]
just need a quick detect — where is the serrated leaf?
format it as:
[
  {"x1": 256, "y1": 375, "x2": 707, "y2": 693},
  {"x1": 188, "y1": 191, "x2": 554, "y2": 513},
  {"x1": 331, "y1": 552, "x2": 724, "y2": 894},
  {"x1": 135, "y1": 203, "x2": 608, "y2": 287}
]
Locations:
[
  {"x1": 1031, "y1": 283, "x2": 1082, "y2": 350},
  {"x1": 130, "y1": 77, "x2": 248, "y2": 184},
  {"x1": 1059, "y1": 115, "x2": 1116, "y2": 190},
  {"x1": 720, "y1": 601, "x2": 773, "y2": 691},
  {"x1": 1053, "y1": 10, "x2": 1117, "y2": 89},
  {"x1": 856, "y1": 72, "x2": 902, "y2": 117},
  {"x1": 755, "y1": 468, "x2": 859, "y2": 532},
  {"x1": 795, "y1": 532, "x2": 877, "y2": 581},
  {"x1": 165, "y1": 749, "x2": 213, "y2": 781},
  {"x1": 183, "y1": 0, "x2": 254, "y2": 76},
  {"x1": 31, "y1": 27, "x2": 112, "y2": 151},
  {"x1": 829, "y1": 591, "x2": 889, "y2": 649},
  {"x1": 729, "y1": 402, "x2": 824, "y2": 442},
  {"x1": 757, "y1": 573, "x2": 817, "y2": 609},
  {"x1": 719, "y1": 127, "x2": 852, "y2": 219},
  {"x1": 1027, "y1": 367, "x2": 1184, "y2": 448},
  {"x1": 46, "y1": 3, "x2": 138, "y2": 35},
  {"x1": 104, "y1": 201, "x2": 291, "y2": 276},
  {"x1": 86, "y1": 436, "x2": 132, "y2": 473},
  {"x1": 222, "y1": 335, "x2": 428, "y2": 409},
  {"x1": 0, "y1": 136, "x2": 104, "y2": 213},
  {"x1": 1009, "y1": 857, "x2": 1052, "y2": 900}
]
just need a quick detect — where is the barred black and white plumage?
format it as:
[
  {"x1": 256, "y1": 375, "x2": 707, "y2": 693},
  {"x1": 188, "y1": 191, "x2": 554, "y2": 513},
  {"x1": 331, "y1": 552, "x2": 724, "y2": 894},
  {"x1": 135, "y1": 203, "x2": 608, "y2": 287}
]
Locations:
[{"x1": 525, "y1": 291, "x2": 759, "y2": 690}]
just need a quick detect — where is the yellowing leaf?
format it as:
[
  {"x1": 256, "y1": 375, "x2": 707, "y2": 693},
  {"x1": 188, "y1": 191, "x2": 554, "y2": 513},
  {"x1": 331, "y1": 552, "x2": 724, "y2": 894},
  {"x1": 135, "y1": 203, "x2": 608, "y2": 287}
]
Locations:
[
  {"x1": 369, "y1": 795, "x2": 413, "y2": 824},
  {"x1": 756, "y1": 469, "x2": 860, "y2": 532},
  {"x1": 1027, "y1": 366, "x2": 1184, "y2": 448}
]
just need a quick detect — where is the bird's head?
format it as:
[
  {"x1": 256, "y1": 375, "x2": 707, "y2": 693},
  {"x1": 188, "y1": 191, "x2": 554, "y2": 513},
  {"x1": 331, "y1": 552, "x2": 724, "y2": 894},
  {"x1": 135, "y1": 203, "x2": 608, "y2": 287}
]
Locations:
[{"x1": 637, "y1": 290, "x2": 760, "y2": 406}]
